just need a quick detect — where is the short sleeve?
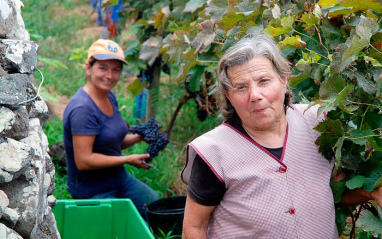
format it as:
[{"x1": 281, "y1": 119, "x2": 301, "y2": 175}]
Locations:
[
  {"x1": 187, "y1": 154, "x2": 227, "y2": 206},
  {"x1": 69, "y1": 105, "x2": 102, "y2": 135}
]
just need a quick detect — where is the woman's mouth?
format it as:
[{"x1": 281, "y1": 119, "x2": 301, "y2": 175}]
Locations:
[{"x1": 253, "y1": 108, "x2": 265, "y2": 114}]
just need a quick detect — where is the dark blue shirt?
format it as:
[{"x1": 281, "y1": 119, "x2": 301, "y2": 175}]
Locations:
[{"x1": 63, "y1": 88, "x2": 129, "y2": 198}]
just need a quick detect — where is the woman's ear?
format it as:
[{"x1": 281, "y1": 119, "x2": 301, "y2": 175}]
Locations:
[{"x1": 85, "y1": 62, "x2": 91, "y2": 76}]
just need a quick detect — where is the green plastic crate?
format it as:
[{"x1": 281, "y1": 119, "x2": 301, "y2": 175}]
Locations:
[{"x1": 52, "y1": 199, "x2": 154, "y2": 239}]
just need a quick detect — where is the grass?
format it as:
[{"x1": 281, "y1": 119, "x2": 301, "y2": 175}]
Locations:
[{"x1": 21, "y1": 0, "x2": 218, "y2": 201}]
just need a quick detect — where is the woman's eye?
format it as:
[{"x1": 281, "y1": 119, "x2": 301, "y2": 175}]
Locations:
[{"x1": 235, "y1": 85, "x2": 247, "y2": 91}]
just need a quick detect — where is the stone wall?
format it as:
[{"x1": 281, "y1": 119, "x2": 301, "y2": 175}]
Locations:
[{"x1": 0, "y1": 0, "x2": 60, "y2": 238}]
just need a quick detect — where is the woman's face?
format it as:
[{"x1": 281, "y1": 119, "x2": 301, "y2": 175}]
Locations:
[
  {"x1": 86, "y1": 59, "x2": 123, "y2": 92},
  {"x1": 226, "y1": 55, "x2": 287, "y2": 131}
]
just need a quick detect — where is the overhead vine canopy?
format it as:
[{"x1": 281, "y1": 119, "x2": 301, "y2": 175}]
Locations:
[{"x1": 107, "y1": 0, "x2": 382, "y2": 236}]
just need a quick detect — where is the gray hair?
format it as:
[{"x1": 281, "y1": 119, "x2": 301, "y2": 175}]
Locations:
[{"x1": 217, "y1": 33, "x2": 294, "y2": 122}]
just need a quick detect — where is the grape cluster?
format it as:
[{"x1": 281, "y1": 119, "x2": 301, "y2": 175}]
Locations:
[{"x1": 129, "y1": 118, "x2": 169, "y2": 162}]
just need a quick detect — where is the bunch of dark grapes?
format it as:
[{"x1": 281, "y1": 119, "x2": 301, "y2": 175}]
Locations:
[{"x1": 129, "y1": 118, "x2": 169, "y2": 162}]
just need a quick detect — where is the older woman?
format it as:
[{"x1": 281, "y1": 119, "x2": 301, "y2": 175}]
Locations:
[
  {"x1": 63, "y1": 39, "x2": 158, "y2": 220},
  {"x1": 181, "y1": 33, "x2": 381, "y2": 238}
]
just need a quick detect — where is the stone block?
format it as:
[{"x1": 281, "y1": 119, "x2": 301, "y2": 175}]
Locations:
[
  {"x1": 0, "y1": 138, "x2": 33, "y2": 183},
  {"x1": 0, "y1": 73, "x2": 28, "y2": 105},
  {"x1": 2, "y1": 207, "x2": 20, "y2": 228},
  {"x1": 0, "y1": 106, "x2": 29, "y2": 140},
  {"x1": 0, "y1": 223, "x2": 23, "y2": 239},
  {"x1": 0, "y1": 190, "x2": 9, "y2": 218},
  {"x1": 0, "y1": 39, "x2": 39, "y2": 74},
  {"x1": 0, "y1": 0, "x2": 29, "y2": 40}
]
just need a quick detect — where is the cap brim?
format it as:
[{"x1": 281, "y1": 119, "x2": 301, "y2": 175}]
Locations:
[{"x1": 93, "y1": 54, "x2": 128, "y2": 65}]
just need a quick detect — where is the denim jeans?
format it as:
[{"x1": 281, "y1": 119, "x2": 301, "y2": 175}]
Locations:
[{"x1": 89, "y1": 172, "x2": 159, "y2": 221}]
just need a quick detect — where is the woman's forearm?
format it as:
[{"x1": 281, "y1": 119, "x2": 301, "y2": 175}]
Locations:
[
  {"x1": 121, "y1": 133, "x2": 144, "y2": 149},
  {"x1": 341, "y1": 187, "x2": 382, "y2": 208}
]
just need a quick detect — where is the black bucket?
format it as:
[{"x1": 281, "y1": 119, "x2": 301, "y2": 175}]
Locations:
[{"x1": 145, "y1": 196, "x2": 186, "y2": 237}]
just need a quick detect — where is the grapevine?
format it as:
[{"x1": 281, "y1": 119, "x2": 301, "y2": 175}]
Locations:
[{"x1": 129, "y1": 118, "x2": 169, "y2": 162}]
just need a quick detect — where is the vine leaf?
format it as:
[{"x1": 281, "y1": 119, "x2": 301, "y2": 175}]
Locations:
[
  {"x1": 363, "y1": 168, "x2": 382, "y2": 192},
  {"x1": 205, "y1": 0, "x2": 227, "y2": 21},
  {"x1": 289, "y1": 64, "x2": 311, "y2": 88},
  {"x1": 356, "y1": 17, "x2": 379, "y2": 40},
  {"x1": 127, "y1": 78, "x2": 148, "y2": 97},
  {"x1": 184, "y1": 0, "x2": 207, "y2": 13},
  {"x1": 346, "y1": 175, "x2": 367, "y2": 189},
  {"x1": 330, "y1": 180, "x2": 346, "y2": 203},
  {"x1": 330, "y1": 44, "x2": 354, "y2": 74},
  {"x1": 342, "y1": 34, "x2": 369, "y2": 61},
  {"x1": 316, "y1": 84, "x2": 353, "y2": 115},
  {"x1": 264, "y1": 15, "x2": 295, "y2": 37},
  {"x1": 317, "y1": 0, "x2": 339, "y2": 8},
  {"x1": 192, "y1": 20, "x2": 217, "y2": 52},
  {"x1": 327, "y1": 5, "x2": 357, "y2": 18},
  {"x1": 300, "y1": 12, "x2": 319, "y2": 29},
  {"x1": 154, "y1": 6, "x2": 171, "y2": 33},
  {"x1": 348, "y1": 129, "x2": 375, "y2": 145},
  {"x1": 187, "y1": 65, "x2": 205, "y2": 91},
  {"x1": 217, "y1": 12, "x2": 247, "y2": 32},
  {"x1": 338, "y1": 0, "x2": 382, "y2": 13},
  {"x1": 279, "y1": 35, "x2": 306, "y2": 49},
  {"x1": 357, "y1": 209, "x2": 382, "y2": 235},
  {"x1": 343, "y1": 71, "x2": 377, "y2": 95},
  {"x1": 314, "y1": 119, "x2": 344, "y2": 160},
  {"x1": 139, "y1": 36, "x2": 163, "y2": 66},
  {"x1": 319, "y1": 75, "x2": 345, "y2": 99},
  {"x1": 342, "y1": 17, "x2": 378, "y2": 61}
]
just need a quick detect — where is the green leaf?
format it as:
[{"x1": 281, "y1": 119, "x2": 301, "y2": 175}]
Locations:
[
  {"x1": 316, "y1": 84, "x2": 353, "y2": 115},
  {"x1": 334, "y1": 136, "x2": 345, "y2": 163},
  {"x1": 186, "y1": 65, "x2": 205, "y2": 91},
  {"x1": 264, "y1": 26, "x2": 290, "y2": 37},
  {"x1": 338, "y1": 0, "x2": 382, "y2": 13},
  {"x1": 357, "y1": 210, "x2": 382, "y2": 234},
  {"x1": 281, "y1": 15, "x2": 295, "y2": 32},
  {"x1": 217, "y1": 12, "x2": 246, "y2": 32},
  {"x1": 221, "y1": 37, "x2": 236, "y2": 53},
  {"x1": 341, "y1": 146, "x2": 361, "y2": 170},
  {"x1": 364, "y1": 168, "x2": 382, "y2": 192},
  {"x1": 330, "y1": 180, "x2": 346, "y2": 203},
  {"x1": 124, "y1": 39, "x2": 141, "y2": 53},
  {"x1": 184, "y1": 0, "x2": 207, "y2": 13},
  {"x1": 264, "y1": 15, "x2": 295, "y2": 37},
  {"x1": 328, "y1": 5, "x2": 357, "y2": 18},
  {"x1": 300, "y1": 12, "x2": 319, "y2": 29},
  {"x1": 279, "y1": 35, "x2": 306, "y2": 49},
  {"x1": 127, "y1": 78, "x2": 148, "y2": 97},
  {"x1": 343, "y1": 34, "x2": 369, "y2": 61},
  {"x1": 364, "y1": 56, "x2": 382, "y2": 67},
  {"x1": 319, "y1": 74, "x2": 345, "y2": 100},
  {"x1": 330, "y1": 44, "x2": 354, "y2": 74},
  {"x1": 289, "y1": 64, "x2": 311, "y2": 88},
  {"x1": 315, "y1": 119, "x2": 344, "y2": 160},
  {"x1": 346, "y1": 175, "x2": 367, "y2": 189},
  {"x1": 125, "y1": 57, "x2": 147, "y2": 76},
  {"x1": 343, "y1": 71, "x2": 377, "y2": 95},
  {"x1": 348, "y1": 129, "x2": 375, "y2": 145},
  {"x1": 205, "y1": 0, "x2": 228, "y2": 21},
  {"x1": 356, "y1": 17, "x2": 379, "y2": 40},
  {"x1": 318, "y1": 0, "x2": 339, "y2": 8}
]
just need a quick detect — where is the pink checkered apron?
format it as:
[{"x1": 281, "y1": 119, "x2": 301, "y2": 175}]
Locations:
[{"x1": 182, "y1": 104, "x2": 338, "y2": 239}]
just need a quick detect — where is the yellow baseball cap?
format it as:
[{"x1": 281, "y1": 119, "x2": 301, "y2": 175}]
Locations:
[{"x1": 87, "y1": 39, "x2": 128, "y2": 65}]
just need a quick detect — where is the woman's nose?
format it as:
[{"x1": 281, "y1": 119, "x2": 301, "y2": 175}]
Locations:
[
  {"x1": 106, "y1": 69, "x2": 113, "y2": 78},
  {"x1": 249, "y1": 85, "x2": 261, "y2": 102}
]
